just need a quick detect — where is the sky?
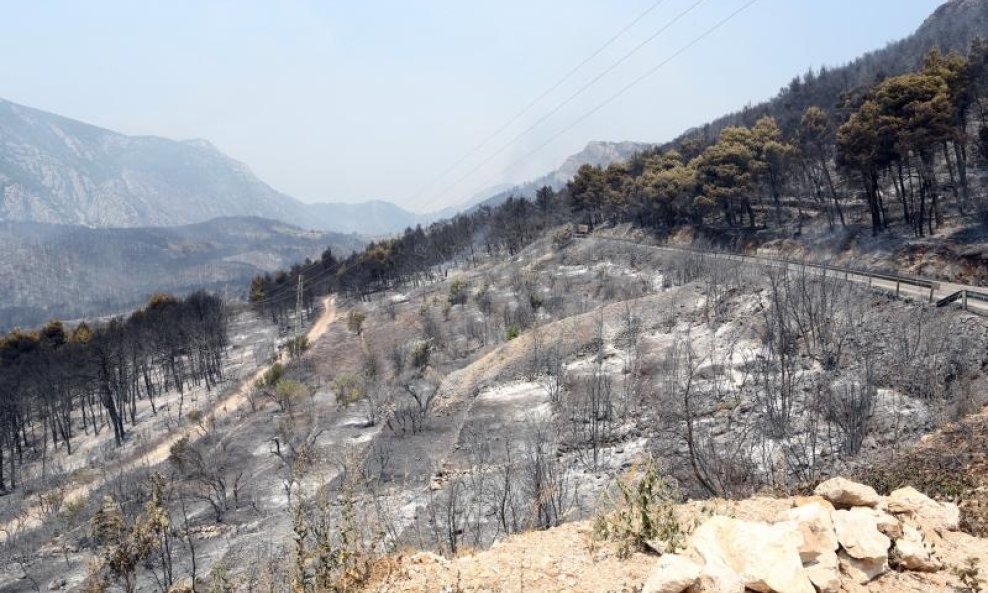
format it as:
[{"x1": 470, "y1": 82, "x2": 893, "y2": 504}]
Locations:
[{"x1": 0, "y1": 0, "x2": 943, "y2": 213}]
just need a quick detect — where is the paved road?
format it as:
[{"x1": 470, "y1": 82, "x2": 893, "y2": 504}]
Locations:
[{"x1": 584, "y1": 235, "x2": 988, "y2": 316}]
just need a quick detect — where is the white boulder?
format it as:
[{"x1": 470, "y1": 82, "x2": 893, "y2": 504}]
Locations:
[
  {"x1": 832, "y1": 508, "x2": 890, "y2": 583},
  {"x1": 886, "y1": 486, "x2": 961, "y2": 531},
  {"x1": 814, "y1": 477, "x2": 881, "y2": 508},
  {"x1": 641, "y1": 553, "x2": 702, "y2": 593},
  {"x1": 690, "y1": 516, "x2": 815, "y2": 593},
  {"x1": 892, "y1": 523, "x2": 942, "y2": 572}
]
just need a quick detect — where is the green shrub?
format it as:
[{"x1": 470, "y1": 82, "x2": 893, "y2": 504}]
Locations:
[
  {"x1": 256, "y1": 362, "x2": 285, "y2": 389},
  {"x1": 448, "y1": 278, "x2": 469, "y2": 306},
  {"x1": 410, "y1": 340, "x2": 430, "y2": 369}
]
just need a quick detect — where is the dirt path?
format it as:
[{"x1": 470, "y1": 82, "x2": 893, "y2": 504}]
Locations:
[{"x1": 0, "y1": 296, "x2": 338, "y2": 543}]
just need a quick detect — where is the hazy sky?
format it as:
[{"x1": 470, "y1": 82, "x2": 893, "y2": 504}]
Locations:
[{"x1": 0, "y1": 0, "x2": 942, "y2": 212}]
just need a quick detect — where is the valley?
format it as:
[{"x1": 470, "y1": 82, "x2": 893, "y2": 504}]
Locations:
[{"x1": 3, "y1": 1, "x2": 988, "y2": 592}]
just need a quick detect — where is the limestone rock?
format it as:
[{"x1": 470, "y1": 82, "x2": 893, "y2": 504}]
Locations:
[
  {"x1": 838, "y1": 550, "x2": 889, "y2": 585},
  {"x1": 886, "y1": 486, "x2": 961, "y2": 531},
  {"x1": 833, "y1": 508, "x2": 891, "y2": 561},
  {"x1": 892, "y1": 523, "x2": 942, "y2": 572},
  {"x1": 832, "y1": 508, "x2": 890, "y2": 583},
  {"x1": 814, "y1": 477, "x2": 881, "y2": 508},
  {"x1": 803, "y1": 551, "x2": 841, "y2": 593},
  {"x1": 781, "y1": 501, "x2": 841, "y2": 593},
  {"x1": 781, "y1": 501, "x2": 838, "y2": 563},
  {"x1": 690, "y1": 515, "x2": 815, "y2": 593},
  {"x1": 641, "y1": 553, "x2": 702, "y2": 593},
  {"x1": 864, "y1": 507, "x2": 903, "y2": 539}
]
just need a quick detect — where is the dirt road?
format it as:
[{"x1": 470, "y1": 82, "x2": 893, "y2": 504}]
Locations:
[
  {"x1": 585, "y1": 236, "x2": 988, "y2": 315},
  {"x1": 0, "y1": 296, "x2": 338, "y2": 543}
]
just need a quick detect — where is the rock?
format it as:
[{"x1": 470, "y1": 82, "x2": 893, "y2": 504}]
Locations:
[
  {"x1": 832, "y1": 508, "x2": 890, "y2": 583},
  {"x1": 781, "y1": 501, "x2": 840, "y2": 593},
  {"x1": 832, "y1": 508, "x2": 891, "y2": 561},
  {"x1": 892, "y1": 524, "x2": 941, "y2": 572},
  {"x1": 791, "y1": 495, "x2": 835, "y2": 511},
  {"x1": 781, "y1": 501, "x2": 838, "y2": 563},
  {"x1": 838, "y1": 550, "x2": 888, "y2": 585},
  {"x1": 886, "y1": 486, "x2": 961, "y2": 531},
  {"x1": 803, "y1": 552, "x2": 841, "y2": 593},
  {"x1": 690, "y1": 515, "x2": 815, "y2": 593},
  {"x1": 47, "y1": 578, "x2": 66, "y2": 590},
  {"x1": 814, "y1": 477, "x2": 881, "y2": 508},
  {"x1": 864, "y1": 508, "x2": 903, "y2": 539},
  {"x1": 641, "y1": 553, "x2": 702, "y2": 593}
]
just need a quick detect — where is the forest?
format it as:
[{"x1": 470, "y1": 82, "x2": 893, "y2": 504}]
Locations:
[{"x1": 0, "y1": 292, "x2": 228, "y2": 492}]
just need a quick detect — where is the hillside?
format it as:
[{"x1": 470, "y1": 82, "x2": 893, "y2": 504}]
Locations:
[
  {"x1": 466, "y1": 140, "x2": 653, "y2": 210},
  {"x1": 670, "y1": 0, "x2": 988, "y2": 143},
  {"x1": 0, "y1": 216, "x2": 362, "y2": 329}
]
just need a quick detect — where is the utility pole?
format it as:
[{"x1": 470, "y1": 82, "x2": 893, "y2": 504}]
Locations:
[{"x1": 293, "y1": 274, "x2": 304, "y2": 361}]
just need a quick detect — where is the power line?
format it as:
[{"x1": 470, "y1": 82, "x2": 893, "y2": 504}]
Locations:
[
  {"x1": 405, "y1": 0, "x2": 671, "y2": 210},
  {"x1": 416, "y1": 0, "x2": 708, "y2": 212},
  {"x1": 437, "y1": 0, "x2": 759, "y2": 206}
]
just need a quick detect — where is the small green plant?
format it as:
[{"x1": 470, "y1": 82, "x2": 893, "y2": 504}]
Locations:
[
  {"x1": 409, "y1": 340, "x2": 431, "y2": 370},
  {"x1": 448, "y1": 278, "x2": 469, "y2": 306},
  {"x1": 506, "y1": 325, "x2": 520, "y2": 340},
  {"x1": 288, "y1": 335, "x2": 309, "y2": 358},
  {"x1": 272, "y1": 379, "x2": 312, "y2": 413},
  {"x1": 333, "y1": 373, "x2": 366, "y2": 407},
  {"x1": 61, "y1": 496, "x2": 86, "y2": 525},
  {"x1": 256, "y1": 362, "x2": 285, "y2": 389},
  {"x1": 594, "y1": 457, "x2": 686, "y2": 558},
  {"x1": 954, "y1": 557, "x2": 984, "y2": 593}
]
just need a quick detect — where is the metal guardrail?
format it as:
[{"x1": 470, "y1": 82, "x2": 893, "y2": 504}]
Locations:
[
  {"x1": 581, "y1": 235, "x2": 988, "y2": 312},
  {"x1": 936, "y1": 290, "x2": 988, "y2": 310}
]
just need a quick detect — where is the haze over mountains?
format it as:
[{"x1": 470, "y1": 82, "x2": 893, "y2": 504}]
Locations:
[{"x1": 0, "y1": 96, "x2": 653, "y2": 236}]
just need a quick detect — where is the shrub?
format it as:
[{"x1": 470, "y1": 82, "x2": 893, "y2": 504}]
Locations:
[
  {"x1": 347, "y1": 309, "x2": 367, "y2": 335},
  {"x1": 593, "y1": 458, "x2": 687, "y2": 558},
  {"x1": 448, "y1": 278, "x2": 469, "y2": 306},
  {"x1": 288, "y1": 335, "x2": 309, "y2": 358},
  {"x1": 506, "y1": 325, "x2": 520, "y2": 340},
  {"x1": 333, "y1": 373, "x2": 366, "y2": 407},
  {"x1": 256, "y1": 362, "x2": 285, "y2": 389},
  {"x1": 552, "y1": 225, "x2": 574, "y2": 249},
  {"x1": 409, "y1": 340, "x2": 430, "y2": 370}
]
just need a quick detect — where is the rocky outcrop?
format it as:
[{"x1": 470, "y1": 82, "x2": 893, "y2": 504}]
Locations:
[
  {"x1": 639, "y1": 480, "x2": 962, "y2": 593},
  {"x1": 369, "y1": 479, "x2": 984, "y2": 593}
]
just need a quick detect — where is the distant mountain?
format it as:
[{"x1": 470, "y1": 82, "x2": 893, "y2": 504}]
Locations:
[
  {"x1": 0, "y1": 216, "x2": 363, "y2": 330},
  {"x1": 465, "y1": 140, "x2": 653, "y2": 210},
  {"x1": 0, "y1": 98, "x2": 316, "y2": 228},
  {"x1": 303, "y1": 200, "x2": 433, "y2": 236},
  {"x1": 0, "y1": 98, "x2": 446, "y2": 237}
]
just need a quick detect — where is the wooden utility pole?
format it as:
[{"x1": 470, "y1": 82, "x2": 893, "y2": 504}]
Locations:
[{"x1": 293, "y1": 274, "x2": 304, "y2": 361}]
